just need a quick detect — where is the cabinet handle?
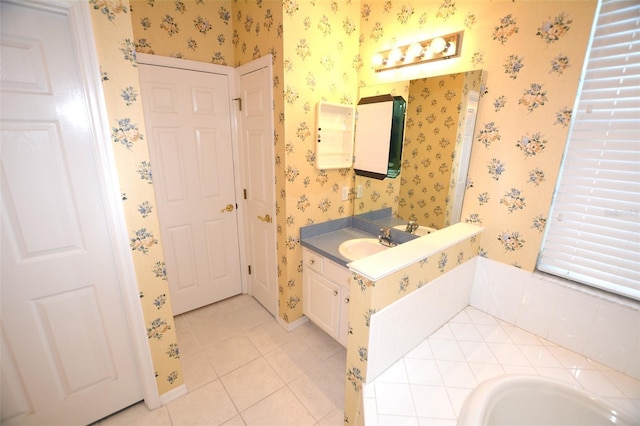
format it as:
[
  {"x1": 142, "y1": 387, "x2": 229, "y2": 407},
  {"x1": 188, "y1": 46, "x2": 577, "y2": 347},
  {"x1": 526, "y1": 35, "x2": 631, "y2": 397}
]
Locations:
[
  {"x1": 333, "y1": 290, "x2": 338, "y2": 296},
  {"x1": 345, "y1": 297, "x2": 350, "y2": 304},
  {"x1": 309, "y1": 259, "x2": 315, "y2": 265}
]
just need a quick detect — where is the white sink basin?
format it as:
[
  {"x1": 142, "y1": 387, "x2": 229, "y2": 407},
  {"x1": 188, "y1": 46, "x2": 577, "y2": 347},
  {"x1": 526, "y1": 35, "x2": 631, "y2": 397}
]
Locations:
[
  {"x1": 393, "y1": 224, "x2": 437, "y2": 236},
  {"x1": 338, "y1": 238, "x2": 388, "y2": 261}
]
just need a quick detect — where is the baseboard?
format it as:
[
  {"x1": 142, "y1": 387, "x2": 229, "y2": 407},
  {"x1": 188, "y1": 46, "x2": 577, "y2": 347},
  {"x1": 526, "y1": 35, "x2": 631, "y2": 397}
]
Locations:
[
  {"x1": 158, "y1": 384, "x2": 187, "y2": 406},
  {"x1": 276, "y1": 314, "x2": 309, "y2": 332}
]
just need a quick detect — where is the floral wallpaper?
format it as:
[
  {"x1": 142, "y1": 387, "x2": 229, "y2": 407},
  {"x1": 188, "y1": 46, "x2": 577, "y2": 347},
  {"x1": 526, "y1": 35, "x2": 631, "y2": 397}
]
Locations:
[
  {"x1": 359, "y1": 0, "x2": 596, "y2": 272},
  {"x1": 87, "y1": 0, "x2": 597, "y2": 415},
  {"x1": 88, "y1": 0, "x2": 183, "y2": 395}
]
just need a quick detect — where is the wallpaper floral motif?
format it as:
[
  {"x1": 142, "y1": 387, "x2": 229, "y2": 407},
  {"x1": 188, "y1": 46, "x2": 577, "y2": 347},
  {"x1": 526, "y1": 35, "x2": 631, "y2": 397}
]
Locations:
[
  {"x1": 88, "y1": 0, "x2": 597, "y2": 414},
  {"x1": 358, "y1": 1, "x2": 596, "y2": 272},
  {"x1": 89, "y1": 0, "x2": 183, "y2": 395}
]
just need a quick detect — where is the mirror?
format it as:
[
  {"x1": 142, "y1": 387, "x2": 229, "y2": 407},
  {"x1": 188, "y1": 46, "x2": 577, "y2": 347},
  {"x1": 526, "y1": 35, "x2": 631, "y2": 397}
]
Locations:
[{"x1": 353, "y1": 69, "x2": 484, "y2": 232}]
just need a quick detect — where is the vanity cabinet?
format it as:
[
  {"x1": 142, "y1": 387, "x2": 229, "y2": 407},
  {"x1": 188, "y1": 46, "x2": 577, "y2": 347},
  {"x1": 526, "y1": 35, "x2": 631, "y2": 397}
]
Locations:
[{"x1": 302, "y1": 247, "x2": 351, "y2": 347}]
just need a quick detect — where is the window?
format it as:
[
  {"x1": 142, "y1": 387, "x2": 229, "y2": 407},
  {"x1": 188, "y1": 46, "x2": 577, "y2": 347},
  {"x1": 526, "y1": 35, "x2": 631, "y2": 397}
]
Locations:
[{"x1": 537, "y1": 0, "x2": 640, "y2": 300}]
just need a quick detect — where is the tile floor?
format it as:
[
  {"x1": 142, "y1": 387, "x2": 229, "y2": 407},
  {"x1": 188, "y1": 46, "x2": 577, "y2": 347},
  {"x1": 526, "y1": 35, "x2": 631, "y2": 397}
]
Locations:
[
  {"x1": 96, "y1": 295, "x2": 346, "y2": 426},
  {"x1": 364, "y1": 306, "x2": 640, "y2": 425}
]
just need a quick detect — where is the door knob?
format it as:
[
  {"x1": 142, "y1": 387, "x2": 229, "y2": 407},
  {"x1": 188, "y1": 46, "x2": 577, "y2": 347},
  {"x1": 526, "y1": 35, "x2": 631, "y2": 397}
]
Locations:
[
  {"x1": 257, "y1": 214, "x2": 272, "y2": 223},
  {"x1": 221, "y1": 204, "x2": 234, "y2": 213}
]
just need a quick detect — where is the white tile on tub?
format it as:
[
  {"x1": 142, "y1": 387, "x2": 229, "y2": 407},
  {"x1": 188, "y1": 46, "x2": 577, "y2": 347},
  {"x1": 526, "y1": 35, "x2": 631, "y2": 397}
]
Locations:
[
  {"x1": 436, "y1": 361, "x2": 477, "y2": 389},
  {"x1": 502, "y1": 325, "x2": 543, "y2": 346},
  {"x1": 519, "y1": 345, "x2": 563, "y2": 368},
  {"x1": 534, "y1": 367, "x2": 581, "y2": 386},
  {"x1": 465, "y1": 307, "x2": 500, "y2": 325},
  {"x1": 502, "y1": 364, "x2": 537, "y2": 375},
  {"x1": 475, "y1": 324, "x2": 511, "y2": 343},
  {"x1": 486, "y1": 342, "x2": 530, "y2": 366},
  {"x1": 405, "y1": 339, "x2": 434, "y2": 360},
  {"x1": 428, "y1": 339, "x2": 465, "y2": 362},
  {"x1": 445, "y1": 387, "x2": 472, "y2": 417},
  {"x1": 377, "y1": 415, "x2": 420, "y2": 426},
  {"x1": 376, "y1": 359, "x2": 409, "y2": 384},
  {"x1": 545, "y1": 345, "x2": 600, "y2": 371},
  {"x1": 572, "y1": 369, "x2": 626, "y2": 398},
  {"x1": 449, "y1": 323, "x2": 483, "y2": 342},
  {"x1": 418, "y1": 418, "x2": 457, "y2": 426},
  {"x1": 600, "y1": 369, "x2": 640, "y2": 399},
  {"x1": 449, "y1": 310, "x2": 472, "y2": 323},
  {"x1": 469, "y1": 362, "x2": 506, "y2": 384},
  {"x1": 458, "y1": 341, "x2": 499, "y2": 364},
  {"x1": 428, "y1": 324, "x2": 455, "y2": 340},
  {"x1": 409, "y1": 385, "x2": 456, "y2": 419},
  {"x1": 404, "y1": 358, "x2": 443, "y2": 386},
  {"x1": 375, "y1": 382, "x2": 417, "y2": 417}
]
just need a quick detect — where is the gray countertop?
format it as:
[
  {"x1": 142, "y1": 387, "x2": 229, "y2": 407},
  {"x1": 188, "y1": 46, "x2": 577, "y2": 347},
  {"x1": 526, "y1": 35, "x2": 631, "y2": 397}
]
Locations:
[{"x1": 300, "y1": 211, "x2": 417, "y2": 267}]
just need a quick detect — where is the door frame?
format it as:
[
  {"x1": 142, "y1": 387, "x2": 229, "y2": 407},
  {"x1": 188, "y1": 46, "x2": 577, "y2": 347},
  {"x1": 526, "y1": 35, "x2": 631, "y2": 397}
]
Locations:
[
  {"x1": 63, "y1": 1, "x2": 160, "y2": 409},
  {"x1": 136, "y1": 54, "x2": 247, "y2": 313},
  {"x1": 234, "y1": 55, "x2": 278, "y2": 315}
]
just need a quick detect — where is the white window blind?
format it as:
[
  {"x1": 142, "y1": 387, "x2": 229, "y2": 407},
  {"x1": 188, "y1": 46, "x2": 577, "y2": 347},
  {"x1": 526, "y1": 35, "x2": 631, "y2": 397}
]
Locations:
[{"x1": 537, "y1": 0, "x2": 640, "y2": 300}]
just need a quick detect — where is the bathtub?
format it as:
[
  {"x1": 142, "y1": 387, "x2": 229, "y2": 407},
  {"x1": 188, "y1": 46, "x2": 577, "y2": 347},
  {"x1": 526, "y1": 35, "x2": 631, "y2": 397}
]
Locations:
[{"x1": 457, "y1": 375, "x2": 634, "y2": 426}]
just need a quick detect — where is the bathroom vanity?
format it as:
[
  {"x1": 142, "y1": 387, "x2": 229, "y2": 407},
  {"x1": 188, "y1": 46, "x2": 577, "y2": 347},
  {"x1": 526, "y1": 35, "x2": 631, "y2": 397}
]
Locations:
[{"x1": 302, "y1": 247, "x2": 351, "y2": 347}]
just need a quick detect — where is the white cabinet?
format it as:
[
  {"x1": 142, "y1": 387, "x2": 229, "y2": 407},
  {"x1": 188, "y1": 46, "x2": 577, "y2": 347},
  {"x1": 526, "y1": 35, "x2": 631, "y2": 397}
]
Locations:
[
  {"x1": 302, "y1": 247, "x2": 351, "y2": 347},
  {"x1": 315, "y1": 102, "x2": 355, "y2": 170}
]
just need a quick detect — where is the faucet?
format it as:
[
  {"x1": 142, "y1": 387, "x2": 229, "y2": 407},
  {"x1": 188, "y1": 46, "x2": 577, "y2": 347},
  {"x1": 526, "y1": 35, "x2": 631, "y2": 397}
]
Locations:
[
  {"x1": 405, "y1": 220, "x2": 419, "y2": 234},
  {"x1": 378, "y1": 227, "x2": 397, "y2": 247}
]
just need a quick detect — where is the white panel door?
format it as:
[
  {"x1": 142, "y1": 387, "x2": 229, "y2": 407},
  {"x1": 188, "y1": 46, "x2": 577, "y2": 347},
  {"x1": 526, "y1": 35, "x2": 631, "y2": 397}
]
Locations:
[
  {"x1": 237, "y1": 58, "x2": 277, "y2": 316},
  {"x1": 139, "y1": 63, "x2": 242, "y2": 315},
  {"x1": 0, "y1": 1, "x2": 142, "y2": 424}
]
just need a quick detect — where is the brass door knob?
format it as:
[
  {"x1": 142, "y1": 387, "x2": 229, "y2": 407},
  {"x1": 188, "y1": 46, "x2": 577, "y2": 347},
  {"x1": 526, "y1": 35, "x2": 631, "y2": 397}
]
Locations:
[
  {"x1": 221, "y1": 204, "x2": 234, "y2": 213},
  {"x1": 257, "y1": 214, "x2": 272, "y2": 223}
]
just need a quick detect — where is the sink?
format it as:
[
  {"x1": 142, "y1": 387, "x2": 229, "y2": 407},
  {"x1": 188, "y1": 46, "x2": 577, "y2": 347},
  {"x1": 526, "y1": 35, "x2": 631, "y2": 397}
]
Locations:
[
  {"x1": 338, "y1": 238, "x2": 388, "y2": 261},
  {"x1": 393, "y1": 224, "x2": 437, "y2": 236}
]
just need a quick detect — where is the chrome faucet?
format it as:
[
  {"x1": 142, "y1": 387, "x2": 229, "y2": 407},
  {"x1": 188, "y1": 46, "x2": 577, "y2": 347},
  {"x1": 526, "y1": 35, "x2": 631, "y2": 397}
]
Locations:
[
  {"x1": 378, "y1": 227, "x2": 397, "y2": 247},
  {"x1": 405, "y1": 220, "x2": 419, "y2": 234}
]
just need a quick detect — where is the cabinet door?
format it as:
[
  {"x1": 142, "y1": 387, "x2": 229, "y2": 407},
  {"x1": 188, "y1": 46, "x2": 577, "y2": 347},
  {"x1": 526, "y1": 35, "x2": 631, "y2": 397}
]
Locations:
[
  {"x1": 338, "y1": 287, "x2": 351, "y2": 347},
  {"x1": 303, "y1": 269, "x2": 340, "y2": 339}
]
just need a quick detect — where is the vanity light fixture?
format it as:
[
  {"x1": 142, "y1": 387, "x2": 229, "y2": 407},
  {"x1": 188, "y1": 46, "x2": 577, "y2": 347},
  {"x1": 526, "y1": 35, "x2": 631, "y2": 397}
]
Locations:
[{"x1": 372, "y1": 31, "x2": 464, "y2": 72}]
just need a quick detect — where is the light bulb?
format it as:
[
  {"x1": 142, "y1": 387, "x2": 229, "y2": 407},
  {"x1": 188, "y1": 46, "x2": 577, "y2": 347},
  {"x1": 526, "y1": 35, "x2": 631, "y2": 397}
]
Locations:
[
  {"x1": 406, "y1": 43, "x2": 423, "y2": 60},
  {"x1": 430, "y1": 37, "x2": 448, "y2": 54},
  {"x1": 387, "y1": 47, "x2": 403, "y2": 65},
  {"x1": 372, "y1": 53, "x2": 385, "y2": 67}
]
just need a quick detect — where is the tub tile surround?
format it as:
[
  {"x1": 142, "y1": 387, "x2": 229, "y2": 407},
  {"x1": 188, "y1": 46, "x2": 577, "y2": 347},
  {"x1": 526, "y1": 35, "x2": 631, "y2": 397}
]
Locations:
[
  {"x1": 364, "y1": 306, "x2": 640, "y2": 425},
  {"x1": 363, "y1": 256, "x2": 640, "y2": 424}
]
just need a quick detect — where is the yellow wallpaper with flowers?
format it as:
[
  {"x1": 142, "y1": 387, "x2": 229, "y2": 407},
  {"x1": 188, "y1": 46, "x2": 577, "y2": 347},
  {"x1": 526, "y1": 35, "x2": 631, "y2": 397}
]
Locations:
[
  {"x1": 88, "y1": 0, "x2": 183, "y2": 395},
  {"x1": 88, "y1": 0, "x2": 598, "y2": 408},
  {"x1": 359, "y1": 0, "x2": 597, "y2": 271}
]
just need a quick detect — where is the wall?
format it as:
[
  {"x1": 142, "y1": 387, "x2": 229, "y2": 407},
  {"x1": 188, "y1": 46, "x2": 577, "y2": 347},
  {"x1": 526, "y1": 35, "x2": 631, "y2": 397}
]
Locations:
[
  {"x1": 345, "y1": 231, "x2": 481, "y2": 424},
  {"x1": 359, "y1": 0, "x2": 597, "y2": 271},
  {"x1": 88, "y1": 0, "x2": 183, "y2": 395}
]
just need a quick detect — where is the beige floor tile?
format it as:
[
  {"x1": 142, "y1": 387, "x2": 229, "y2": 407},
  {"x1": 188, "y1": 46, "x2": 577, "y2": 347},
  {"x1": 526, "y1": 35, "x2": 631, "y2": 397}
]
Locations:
[
  {"x1": 264, "y1": 339, "x2": 325, "y2": 383},
  {"x1": 220, "y1": 357, "x2": 285, "y2": 412},
  {"x1": 180, "y1": 349, "x2": 217, "y2": 392},
  {"x1": 175, "y1": 326, "x2": 202, "y2": 356},
  {"x1": 240, "y1": 387, "x2": 316, "y2": 426},
  {"x1": 295, "y1": 322, "x2": 344, "y2": 360},
  {"x1": 167, "y1": 379, "x2": 238, "y2": 426},
  {"x1": 317, "y1": 408, "x2": 345, "y2": 426},
  {"x1": 288, "y1": 361, "x2": 345, "y2": 421},
  {"x1": 205, "y1": 334, "x2": 261, "y2": 376},
  {"x1": 222, "y1": 414, "x2": 247, "y2": 426},
  {"x1": 246, "y1": 318, "x2": 298, "y2": 355},
  {"x1": 99, "y1": 402, "x2": 172, "y2": 426}
]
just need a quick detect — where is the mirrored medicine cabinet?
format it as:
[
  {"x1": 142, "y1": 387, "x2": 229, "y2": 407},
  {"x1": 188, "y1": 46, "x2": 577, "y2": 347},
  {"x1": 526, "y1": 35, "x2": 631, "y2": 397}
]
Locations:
[{"x1": 353, "y1": 69, "x2": 485, "y2": 232}]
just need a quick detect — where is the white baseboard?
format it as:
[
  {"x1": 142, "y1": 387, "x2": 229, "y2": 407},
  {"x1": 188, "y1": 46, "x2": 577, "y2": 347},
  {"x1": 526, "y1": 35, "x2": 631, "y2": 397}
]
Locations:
[
  {"x1": 277, "y1": 314, "x2": 309, "y2": 332},
  {"x1": 158, "y1": 384, "x2": 187, "y2": 406}
]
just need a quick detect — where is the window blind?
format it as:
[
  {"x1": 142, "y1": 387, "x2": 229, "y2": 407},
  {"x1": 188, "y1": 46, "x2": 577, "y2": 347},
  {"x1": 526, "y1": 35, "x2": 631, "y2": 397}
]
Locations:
[{"x1": 537, "y1": 0, "x2": 640, "y2": 300}]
